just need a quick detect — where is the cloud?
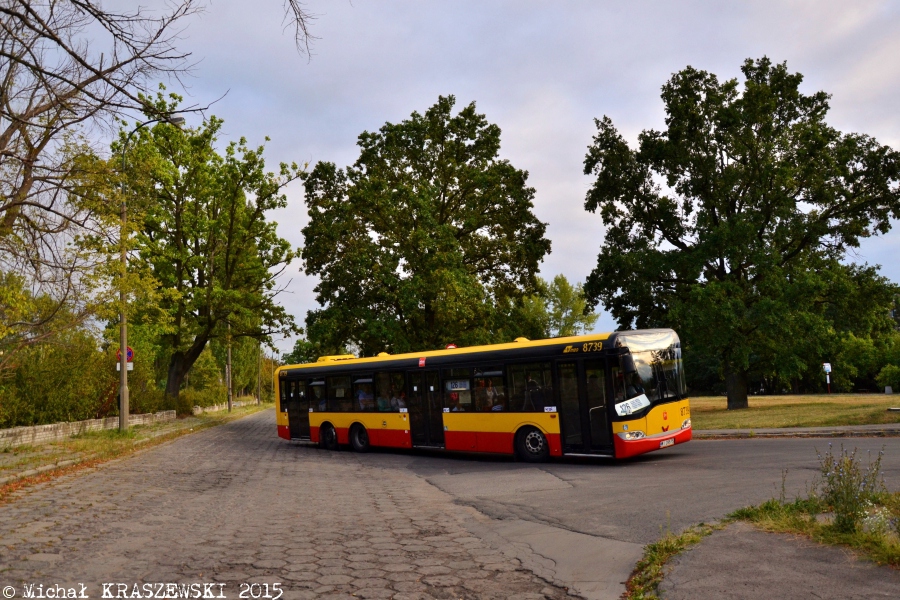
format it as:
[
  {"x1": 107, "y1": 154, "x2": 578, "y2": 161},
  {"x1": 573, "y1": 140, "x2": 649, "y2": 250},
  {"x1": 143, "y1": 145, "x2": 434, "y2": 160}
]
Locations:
[{"x1": 144, "y1": 0, "x2": 900, "y2": 351}]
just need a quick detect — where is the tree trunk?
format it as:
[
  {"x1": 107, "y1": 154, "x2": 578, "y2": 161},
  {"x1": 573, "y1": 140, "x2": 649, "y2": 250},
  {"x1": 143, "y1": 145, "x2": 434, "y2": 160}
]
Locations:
[
  {"x1": 725, "y1": 366, "x2": 749, "y2": 410},
  {"x1": 164, "y1": 336, "x2": 210, "y2": 400}
]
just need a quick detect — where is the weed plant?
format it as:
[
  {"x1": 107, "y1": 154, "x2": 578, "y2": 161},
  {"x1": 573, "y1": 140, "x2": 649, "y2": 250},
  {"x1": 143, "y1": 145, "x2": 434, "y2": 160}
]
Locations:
[
  {"x1": 815, "y1": 444, "x2": 885, "y2": 533},
  {"x1": 732, "y1": 445, "x2": 899, "y2": 566}
]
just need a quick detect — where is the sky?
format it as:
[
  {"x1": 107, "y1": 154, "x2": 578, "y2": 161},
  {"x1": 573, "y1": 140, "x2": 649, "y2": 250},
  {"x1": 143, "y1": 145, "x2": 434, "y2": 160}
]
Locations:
[{"x1": 148, "y1": 0, "x2": 900, "y2": 354}]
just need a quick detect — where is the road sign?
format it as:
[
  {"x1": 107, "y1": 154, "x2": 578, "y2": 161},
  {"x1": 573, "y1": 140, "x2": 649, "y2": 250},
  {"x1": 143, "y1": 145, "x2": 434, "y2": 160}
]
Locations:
[
  {"x1": 116, "y1": 346, "x2": 134, "y2": 362},
  {"x1": 823, "y1": 362, "x2": 831, "y2": 373},
  {"x1": 116, "y1": 362, "x2": 134, "y2": 371}
]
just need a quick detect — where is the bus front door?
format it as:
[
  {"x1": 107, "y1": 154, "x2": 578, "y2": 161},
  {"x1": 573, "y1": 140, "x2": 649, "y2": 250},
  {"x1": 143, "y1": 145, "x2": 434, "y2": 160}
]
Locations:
[
  {"x1": 408, "y1": 370, "x2": 443, "y2": 447},
  {"x1": 558, "y1": 360, "x2": 611, "y2": 454}
]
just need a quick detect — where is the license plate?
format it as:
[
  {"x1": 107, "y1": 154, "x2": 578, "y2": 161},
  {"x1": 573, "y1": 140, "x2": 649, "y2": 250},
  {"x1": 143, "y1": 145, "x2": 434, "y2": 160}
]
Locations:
[{"x1": 659, "y1": 439, "x2": 674, "y2": 448}]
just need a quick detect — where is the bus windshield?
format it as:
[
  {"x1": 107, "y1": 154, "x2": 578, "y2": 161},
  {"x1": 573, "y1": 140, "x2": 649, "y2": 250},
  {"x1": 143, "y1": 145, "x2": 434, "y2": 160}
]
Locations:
[{"x1": 614, "y1": 330, "x2": 686, "y2": 407}]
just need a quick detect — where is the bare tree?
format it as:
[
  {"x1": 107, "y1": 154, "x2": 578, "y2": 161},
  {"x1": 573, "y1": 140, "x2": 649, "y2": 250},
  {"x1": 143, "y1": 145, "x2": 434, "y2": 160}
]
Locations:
[
  {"x1": 0, "y1": 0, "x2": 200, "y2": 370},
  {"x1": 0, "y1": 1, "x2": 318, "y2": 373}
]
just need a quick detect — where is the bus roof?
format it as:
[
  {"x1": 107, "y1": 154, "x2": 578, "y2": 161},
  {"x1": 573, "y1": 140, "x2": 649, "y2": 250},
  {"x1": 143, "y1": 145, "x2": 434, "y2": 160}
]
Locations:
[{"x1": 275, "y1": 329, "x2": 678, "y2": 378}]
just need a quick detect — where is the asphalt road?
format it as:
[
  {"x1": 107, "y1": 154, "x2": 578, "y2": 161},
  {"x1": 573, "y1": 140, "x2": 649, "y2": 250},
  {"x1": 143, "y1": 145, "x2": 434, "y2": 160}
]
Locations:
[{"x1": 341, "y1": 434, "x2": 900, "y2": 546}]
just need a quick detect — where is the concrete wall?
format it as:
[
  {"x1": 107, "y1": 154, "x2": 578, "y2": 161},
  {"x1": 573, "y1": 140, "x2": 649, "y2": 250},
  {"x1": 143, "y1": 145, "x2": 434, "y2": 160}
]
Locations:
[{"x1": 0, "y1": 411, "x2": 176, "y2": 448}]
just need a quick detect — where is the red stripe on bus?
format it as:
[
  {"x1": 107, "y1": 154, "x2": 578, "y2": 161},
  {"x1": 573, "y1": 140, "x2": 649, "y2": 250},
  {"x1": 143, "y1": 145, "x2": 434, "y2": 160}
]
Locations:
[
  {"x1": 546, "y1": 433, "x2": 562, "y2": 457},
  {"x1": 613, "y1": 427, "x2": 692, "y2": 459},
  {"x1": 444, "y1": 431, "x2": 477, "y2": 452},
  {"x1": 475, "y1": 431, "x2": 514, "y2": 454},
  {"x1": 277, "y1": 425, "x2": 290, "y2": 440},
  {"x1": 372, "y1": 428, "x2": 412, "y2": 449},
  {"x1": 336, "y1": 427, "x2": 350, "y2": 445},
  {"x1": 445, "y1": 430, "x2": 560, "y2": 456},
  {"x1": 310, "y1": 425, "x2": 320, "y2": 443}
]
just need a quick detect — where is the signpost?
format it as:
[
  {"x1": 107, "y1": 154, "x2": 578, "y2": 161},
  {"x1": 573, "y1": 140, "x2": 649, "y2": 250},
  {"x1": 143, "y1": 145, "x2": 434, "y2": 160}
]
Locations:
[
  {"x1": 823, "y1": 362, "x2": 831, "y2": 394},
  {"x1": 116, "y1": 347, "x2": 134, "y2": 371}
]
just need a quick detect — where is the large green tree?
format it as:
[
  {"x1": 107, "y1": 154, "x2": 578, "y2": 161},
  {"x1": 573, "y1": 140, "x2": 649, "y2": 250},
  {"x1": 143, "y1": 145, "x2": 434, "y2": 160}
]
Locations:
[
  {"x1": 302, "y1": 95, "x2": 551, "y2": 355},
  {"x1": 123, "y1": 99, "x2": 301, "y2": 399},
  {"x1": 582, "y1": 58, "x2": 900, "y2": 409}
]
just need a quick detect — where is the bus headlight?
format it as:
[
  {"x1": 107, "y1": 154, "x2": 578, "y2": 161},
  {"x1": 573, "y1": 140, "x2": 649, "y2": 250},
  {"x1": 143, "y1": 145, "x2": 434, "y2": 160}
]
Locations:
[
  {"x1": 682, "y1": 419, "x2": 691, "y2": 430},
  {"x1": 617, "y1": 430, "x2": 646, "y2": 441}
]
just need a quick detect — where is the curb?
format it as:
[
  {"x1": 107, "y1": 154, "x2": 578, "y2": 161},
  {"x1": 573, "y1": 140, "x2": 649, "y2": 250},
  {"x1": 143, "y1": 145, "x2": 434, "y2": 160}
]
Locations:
[
  {"x1": 0, "y1": 459, "x2": 78, "y2": 486},
  {"x1": 695, "y1": 429, "x2": 900, "y2": 440}
]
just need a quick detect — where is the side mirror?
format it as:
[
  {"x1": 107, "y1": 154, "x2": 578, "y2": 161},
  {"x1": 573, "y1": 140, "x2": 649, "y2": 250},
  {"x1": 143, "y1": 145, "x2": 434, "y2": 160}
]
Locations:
[{"x1": 622, "y1": 353, "x2": 636, "y2": 374}]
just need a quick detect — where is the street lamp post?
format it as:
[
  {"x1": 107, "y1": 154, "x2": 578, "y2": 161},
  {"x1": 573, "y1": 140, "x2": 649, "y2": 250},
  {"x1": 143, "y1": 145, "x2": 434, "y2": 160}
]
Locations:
[{"x1": 119, "y1": 115, "x2": 185, "y2": 431}]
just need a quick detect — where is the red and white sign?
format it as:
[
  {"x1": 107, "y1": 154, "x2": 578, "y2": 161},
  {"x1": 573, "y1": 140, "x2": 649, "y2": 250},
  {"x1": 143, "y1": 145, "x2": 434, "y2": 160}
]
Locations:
[
  {"x1": 445, "y1": 343, "x2": 457, "y2": 349},
  {"x1": 418, "y1": 357, "x2": 426, "y2": 367}
]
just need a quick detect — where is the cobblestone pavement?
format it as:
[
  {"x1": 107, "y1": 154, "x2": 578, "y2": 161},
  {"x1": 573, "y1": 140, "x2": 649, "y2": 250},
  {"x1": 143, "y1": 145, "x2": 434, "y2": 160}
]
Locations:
[{"x1": 0, "y1": 410, "x2": 579, "y2": 600}]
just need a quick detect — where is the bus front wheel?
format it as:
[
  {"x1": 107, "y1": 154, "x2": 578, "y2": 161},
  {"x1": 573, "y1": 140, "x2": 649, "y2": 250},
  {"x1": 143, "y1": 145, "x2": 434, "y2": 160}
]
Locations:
[
  {"x1": 320, "y1": 424, "x2": 339, "y2": 451},
  {"x1": 350, "y1": 424, "x2": 370, "y2": 453},
  {"x1": 516, "y1": 427, "x2": 549, "y2": 463}
]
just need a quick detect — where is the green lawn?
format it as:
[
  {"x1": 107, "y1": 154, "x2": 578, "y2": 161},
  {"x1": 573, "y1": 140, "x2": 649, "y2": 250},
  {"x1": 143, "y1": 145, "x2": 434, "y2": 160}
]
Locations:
[{"x1": 690, "y1": 394, "x2": 900, "y2": 430}]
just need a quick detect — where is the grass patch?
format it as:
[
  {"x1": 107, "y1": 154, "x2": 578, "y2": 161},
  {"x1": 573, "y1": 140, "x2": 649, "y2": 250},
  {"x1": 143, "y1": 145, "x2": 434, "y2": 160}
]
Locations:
[
  {"x1": 690, "y1": 394, "x2": 900, "y2": 430},
  {"x1": 623, "y1": 521, "x2": 722, "y2": 600},
  {"x1": 72, "y1": 427, "x2": 139, "y2": 440},
  {"x1": 731, "y1": 445, "x2": 900, "y2": 567},
  {"x1": 0, "y1": 403, "x2": 272, "y2": 504}
]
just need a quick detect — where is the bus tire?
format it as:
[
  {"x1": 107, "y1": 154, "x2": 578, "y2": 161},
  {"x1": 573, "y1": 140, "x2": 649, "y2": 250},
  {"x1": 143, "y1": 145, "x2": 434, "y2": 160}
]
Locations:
[
  {"x1": 516, "y1": 427, "x2": 549, "y2": 463},
  {"x1": 349, "y1": 424, "x2": 370, "y2": 453},
  {"x1": 320, "y1": 423, "x2": 339, "y2": 451}
]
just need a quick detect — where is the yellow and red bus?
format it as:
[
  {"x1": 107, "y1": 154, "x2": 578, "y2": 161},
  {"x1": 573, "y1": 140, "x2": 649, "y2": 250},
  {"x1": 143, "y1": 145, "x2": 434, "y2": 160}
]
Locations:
[{"x1": 275, "y1": 329, "x2": 690, "y2": 460}]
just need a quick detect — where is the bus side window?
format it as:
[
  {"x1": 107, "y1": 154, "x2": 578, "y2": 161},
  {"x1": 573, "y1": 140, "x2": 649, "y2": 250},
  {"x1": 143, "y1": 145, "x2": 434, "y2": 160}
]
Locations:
[
  {"x1": 507, "y1": 362, "x2": 552, "y2": 412},
  {"x1": 327, "y1": 376, "x2": 352, "y2": 412},
  {"x1": 353, "y1": 376, "x2": 375, "y2": 411},
  {"x1": 389, "y1": 373, "x2": 407, "y2": 411},
  {"x1": 375, "y1": 373, "x2": 391, "y2": 411},
  {"x1": 443, "y1": 368, "x2": 472, "y2": 411},
  {"x1": 474, "y1": 367, "x2": 505, "y2": 412},
  {"x1": 309, "y1": 381, "x2": 325, "y2": 412}
]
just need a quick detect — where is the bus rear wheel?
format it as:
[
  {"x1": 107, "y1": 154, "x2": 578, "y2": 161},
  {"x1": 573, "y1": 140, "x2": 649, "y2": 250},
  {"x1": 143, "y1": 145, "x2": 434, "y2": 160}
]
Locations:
[
  {"x1": 350, "y1": 424, "x2": 370, "y2": 453},
  {"x1": 516, "y1": 427, "x2": 549, "y2": 463},
  {"x1": 320, "y1": 423, "x2": 338, "y2": 451}
]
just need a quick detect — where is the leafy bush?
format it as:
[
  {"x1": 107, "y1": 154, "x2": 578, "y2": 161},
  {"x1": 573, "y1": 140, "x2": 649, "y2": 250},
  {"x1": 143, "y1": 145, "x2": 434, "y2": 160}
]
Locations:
[
  {"x1": 815, "y1": 444, "x2": 885, "y2": 533},
  {"x1": 0, "y1": 330, "x2": 115, "y2": 427},
  {"x1": 876, "y1": 364, "x2": 900, "y2": 392},
  {"x1": 178, "y1": 386, "x2": 227, "y2": 415}
]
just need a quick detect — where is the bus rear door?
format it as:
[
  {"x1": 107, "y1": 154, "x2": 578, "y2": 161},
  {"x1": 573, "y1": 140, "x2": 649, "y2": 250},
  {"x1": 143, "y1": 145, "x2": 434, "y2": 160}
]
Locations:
[
  {"x1": 287, "y1": 380, "x2": 310, "y2": 439},
  {"x1": 408, "y1": 370, "x2": 443, "y2": 447}
]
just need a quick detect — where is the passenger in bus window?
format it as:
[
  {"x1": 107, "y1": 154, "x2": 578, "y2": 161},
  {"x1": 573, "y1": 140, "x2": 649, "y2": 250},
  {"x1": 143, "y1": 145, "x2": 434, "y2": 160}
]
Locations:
[
  {"x1": 375, "y1": 373, "x2": 391, "y2": 411},
  {"x1": 311, "y1": 386, "x2": 326, "y2": 412},
  {"x1": 357, "y1": 387, "x2": 374, "y2": 411},
  {"x1": 525, "y1": 373, "x2": 544, "y2": 411},
  {"x1": 490, "y1": 383, "x2": 505, "y2": 411},
  {"x1": 391, "y1": 391, "x2": 407, "y2": 410},
  {"x1": 485, "y1": 379, "x2": 498, "y2": 404},
  {"x1": 448, "y1": 392, "x2": 462, "y2": 411}
]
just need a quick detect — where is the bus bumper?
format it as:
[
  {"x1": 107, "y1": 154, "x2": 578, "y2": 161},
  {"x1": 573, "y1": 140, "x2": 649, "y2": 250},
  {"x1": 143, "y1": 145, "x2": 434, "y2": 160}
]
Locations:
[{"x1": 613, "y1": 426, "x2": 692, "y2": 459}]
